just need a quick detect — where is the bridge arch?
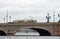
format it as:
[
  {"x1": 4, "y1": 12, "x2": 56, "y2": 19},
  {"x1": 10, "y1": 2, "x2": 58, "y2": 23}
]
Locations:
[
  {"x1": 15, "y1": 29, "x2": 39, "y2": 36},
  {"x1": 30, "y1": 28, "x2": 51, "y2": 36},
  {"x1": 0, "y1": 30, "x2": 6, "y2": 36},
  {"x1": 15, "y1": 28, "x2": 51, "y2": 36}
]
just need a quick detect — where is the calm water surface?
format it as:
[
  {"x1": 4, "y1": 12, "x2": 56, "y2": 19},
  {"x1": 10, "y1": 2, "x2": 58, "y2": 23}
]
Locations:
[{"x1": 0, "y1": 36, "x2": 60, "y2": 39}]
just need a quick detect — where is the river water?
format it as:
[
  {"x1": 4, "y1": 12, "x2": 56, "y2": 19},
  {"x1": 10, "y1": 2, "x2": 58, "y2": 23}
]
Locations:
[{"x1": 0, "y1": 36, "x2": 60, "y2": 39}]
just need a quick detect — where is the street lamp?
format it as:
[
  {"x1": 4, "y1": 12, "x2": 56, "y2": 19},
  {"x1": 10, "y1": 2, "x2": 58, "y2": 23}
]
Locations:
[
  {"x1": 9, "y1": 16, "x2": 11, "y2": 22},
  {"x1": 4, "y1": 17, "x2": 5, "y2": 23},
  {"x1": 58, "y1": 14, "x2": 60, "y2": 22},
  {"x1": 46, "y1": 13, "x2": 51, "y2": 23}
]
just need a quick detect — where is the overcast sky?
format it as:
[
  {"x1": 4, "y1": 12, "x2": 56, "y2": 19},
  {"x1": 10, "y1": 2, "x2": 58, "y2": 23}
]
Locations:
[{"x1": 0, "y1": 0, "x2": 60, "y2": 23}]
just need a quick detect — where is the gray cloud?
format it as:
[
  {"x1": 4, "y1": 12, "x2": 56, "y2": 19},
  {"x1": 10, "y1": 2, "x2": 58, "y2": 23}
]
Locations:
[{"x1": 0, "y1": 0, "x2": 60, "y2": 23}]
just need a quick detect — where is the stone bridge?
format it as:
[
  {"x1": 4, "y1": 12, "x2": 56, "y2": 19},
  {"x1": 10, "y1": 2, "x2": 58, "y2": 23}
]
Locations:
[{"x1": 0, "y1": 22, "x2": 60, "y2": 36}]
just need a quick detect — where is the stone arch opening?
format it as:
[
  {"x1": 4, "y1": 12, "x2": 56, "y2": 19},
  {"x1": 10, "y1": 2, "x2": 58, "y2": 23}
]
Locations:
[
  {"x1": 31, "y1": 28, "x2": 51, "y2": 36},
  {"x1": 15, "y1": 29, "x2": 39, "y2": 36},
  {"x1": 0, "y1": 30, "x2": 6, "y2": 36}
]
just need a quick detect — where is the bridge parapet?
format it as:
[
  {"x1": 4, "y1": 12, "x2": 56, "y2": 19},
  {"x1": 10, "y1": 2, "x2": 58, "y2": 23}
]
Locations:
[{"x1": 0, "y1": 22, "x2": 60, "y2": 26}]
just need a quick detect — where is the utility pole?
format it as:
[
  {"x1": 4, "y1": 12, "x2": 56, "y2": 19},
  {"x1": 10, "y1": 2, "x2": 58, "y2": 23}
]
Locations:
[{"x1": 46, "y1": 13, "x2": 51, "y2": 23}]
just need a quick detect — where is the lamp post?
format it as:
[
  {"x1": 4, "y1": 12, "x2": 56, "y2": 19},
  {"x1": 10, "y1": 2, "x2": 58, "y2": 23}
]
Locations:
[
  {"x1": 4, "y1": 17, "x2": 5, "y2": 23},
  {"x1": 9, "y1": 16, "x2": 11, "y2": 22},
  {"x1": 30, "y1": 16, "x2": 33, "y2": 20},
  {"x1": 58, "y1": 14, "x2": 60, "y2": 22},
  {"x1": 6, "y1": 10, "x2": 8, "y2": 23},
  {"x1": 46, "y1": 13, "x2": 51, "y2": 23}
]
